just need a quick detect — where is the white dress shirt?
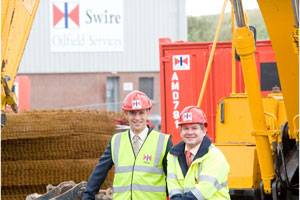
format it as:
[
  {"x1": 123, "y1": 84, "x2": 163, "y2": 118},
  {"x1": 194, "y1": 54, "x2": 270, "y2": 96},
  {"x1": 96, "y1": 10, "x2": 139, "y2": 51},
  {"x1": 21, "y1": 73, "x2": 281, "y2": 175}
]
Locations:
[
  {"x1": 130, "y1": 126, "x2": 148, "y2": 144},
  {"x1": 185, "y1": 143, "x2": 201, "y2": 161}
]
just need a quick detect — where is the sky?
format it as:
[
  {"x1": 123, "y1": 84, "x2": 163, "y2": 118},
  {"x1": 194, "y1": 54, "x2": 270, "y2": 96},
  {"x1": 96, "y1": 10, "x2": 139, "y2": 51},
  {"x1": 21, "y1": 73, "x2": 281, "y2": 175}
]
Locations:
[{"x1": 186, "y1": 0, "x2": 259, "y2": 16}]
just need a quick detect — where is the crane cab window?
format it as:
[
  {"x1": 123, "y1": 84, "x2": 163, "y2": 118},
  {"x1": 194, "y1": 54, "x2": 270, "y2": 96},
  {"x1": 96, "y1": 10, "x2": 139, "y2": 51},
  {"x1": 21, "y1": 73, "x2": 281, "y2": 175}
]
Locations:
[{"x1": 260, "y1": 62, "x2": 281, "y2": 91}]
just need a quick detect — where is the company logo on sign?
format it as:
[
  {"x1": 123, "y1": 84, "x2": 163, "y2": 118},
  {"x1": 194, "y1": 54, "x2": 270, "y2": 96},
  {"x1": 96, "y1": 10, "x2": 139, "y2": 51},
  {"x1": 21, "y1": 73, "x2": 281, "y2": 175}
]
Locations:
[
  {"x1": 132, "y1": 100, "x2": 142, "y2": 109},
  {"x1": 172, "y1": 55, "x2": 190, "y2": 71},
  {"x1": 183, "y1": 112, "x2": 192, "y2": 121},
  {"x1": 50, "y1": 0, "x2": 123, "y2": 52},
  {"x1": 53, "y1": 2, "x2": 79, "y2": 29},
  {"x1": 143, "y1": 154, "x2": 152, "y2": 163}
]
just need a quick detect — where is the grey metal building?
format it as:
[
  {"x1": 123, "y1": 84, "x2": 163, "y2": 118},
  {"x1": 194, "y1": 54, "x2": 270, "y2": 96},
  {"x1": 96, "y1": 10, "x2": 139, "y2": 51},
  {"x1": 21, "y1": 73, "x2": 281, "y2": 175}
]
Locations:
[{"x1": 18, "y1": 0, "x2": 187, "y2": 115}]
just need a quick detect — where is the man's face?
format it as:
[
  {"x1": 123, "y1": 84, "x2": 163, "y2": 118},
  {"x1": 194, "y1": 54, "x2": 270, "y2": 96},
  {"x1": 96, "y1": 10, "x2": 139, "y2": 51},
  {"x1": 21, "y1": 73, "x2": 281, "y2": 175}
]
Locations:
[
  {"x1": 180, "y1": 123, "x2": 205, "y2": 148},
  {"x1": 125, "y1": 109, "x2": 149, "y2": 134}
]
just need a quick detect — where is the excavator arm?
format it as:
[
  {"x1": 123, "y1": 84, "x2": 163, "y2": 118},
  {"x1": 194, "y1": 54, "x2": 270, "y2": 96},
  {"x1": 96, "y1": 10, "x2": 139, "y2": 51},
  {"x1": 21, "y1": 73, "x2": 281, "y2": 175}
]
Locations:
[
  {"x1": 1, "y1": 0, "x2": 40, "y2": 127},
  {"x1": 231, "y1": 0, "x2": 299, "y2": 198},
  {"x1": 256, "y1": 0, "x2": 299, "y2": 140}
]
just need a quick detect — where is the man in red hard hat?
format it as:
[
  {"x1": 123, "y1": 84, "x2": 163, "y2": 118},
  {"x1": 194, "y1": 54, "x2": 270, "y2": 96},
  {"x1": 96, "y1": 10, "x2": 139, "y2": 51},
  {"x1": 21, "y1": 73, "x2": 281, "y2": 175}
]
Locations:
[
  {"x1": 83, "y1": 90, "x2": 172, "y2": 200},
  {"x1": 167, "y1": 106, "x2": 230, "y2": 200}
]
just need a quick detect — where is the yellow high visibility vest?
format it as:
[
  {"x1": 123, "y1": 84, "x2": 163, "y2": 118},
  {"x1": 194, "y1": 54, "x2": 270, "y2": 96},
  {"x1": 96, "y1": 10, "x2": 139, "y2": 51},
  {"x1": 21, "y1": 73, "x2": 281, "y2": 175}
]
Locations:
[
  {"x1": 167, "y1": 144, "x2": 230, "y2": 200},
  {"x1": 111, "y1": 130, "x2": 169, "y2": 200}
]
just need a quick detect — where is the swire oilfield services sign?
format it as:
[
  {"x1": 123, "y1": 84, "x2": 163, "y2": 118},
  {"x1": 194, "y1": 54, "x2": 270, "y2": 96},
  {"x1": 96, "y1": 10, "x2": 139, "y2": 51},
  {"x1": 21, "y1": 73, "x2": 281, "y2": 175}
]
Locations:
[{"x1": 50, "y1": 0, "x2": 123, "y2": 52}]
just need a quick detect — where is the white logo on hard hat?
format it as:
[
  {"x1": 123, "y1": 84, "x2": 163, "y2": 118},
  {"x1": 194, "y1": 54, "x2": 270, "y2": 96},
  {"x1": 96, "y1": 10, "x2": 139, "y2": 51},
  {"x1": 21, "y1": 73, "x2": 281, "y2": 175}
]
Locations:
[
  {"x1": 132, "y1": 100, "x2": 142, "y2": 109},
  {"x1": 183, "y1": 112, "x2": 192, "y2": 121}
]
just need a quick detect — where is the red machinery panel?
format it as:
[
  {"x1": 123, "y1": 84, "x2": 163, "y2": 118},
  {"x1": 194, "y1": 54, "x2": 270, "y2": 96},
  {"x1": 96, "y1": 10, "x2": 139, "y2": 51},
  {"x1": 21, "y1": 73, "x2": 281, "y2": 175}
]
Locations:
[
  {"x1": 159, "y1": 38, "x2": 275, "y2": 144},
  {"x1": 15, "y1": 76, "x2": 30, "y2": 111}
]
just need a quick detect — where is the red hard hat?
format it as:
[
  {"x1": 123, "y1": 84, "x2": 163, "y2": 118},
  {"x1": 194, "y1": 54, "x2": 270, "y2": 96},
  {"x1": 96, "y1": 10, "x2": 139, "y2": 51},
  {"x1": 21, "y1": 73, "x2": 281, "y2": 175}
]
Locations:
[
  {"x1": 122, "y1": 90, "x2": 152, "y2": 111},
  {"x1": 178, "y1": 106, "x2": 208, "y2": 126}
]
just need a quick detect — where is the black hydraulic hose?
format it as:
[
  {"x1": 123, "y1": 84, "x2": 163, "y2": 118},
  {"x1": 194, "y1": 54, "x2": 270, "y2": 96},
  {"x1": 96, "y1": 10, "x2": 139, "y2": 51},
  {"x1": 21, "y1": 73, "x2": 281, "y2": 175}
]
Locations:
[
  {"x1": 292, "y1": 0, "x2": 299, "y2": 28},
  {"x1": 232, "y1": 0, "x2": 245, "y2": 27},
  {"x1": 274, "y1": 144, "x2": 284, "y2": 183}
]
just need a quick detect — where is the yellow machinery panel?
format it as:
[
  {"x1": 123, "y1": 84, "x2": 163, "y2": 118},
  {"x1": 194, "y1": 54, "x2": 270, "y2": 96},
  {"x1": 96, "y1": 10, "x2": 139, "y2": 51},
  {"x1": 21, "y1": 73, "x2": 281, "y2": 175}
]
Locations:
[
  {"x1": 216, "y1": 94, "x2": 254, "y2": 144},
  {"x1": 216, "y1": 94, "x2": 287, "y2": 144},
  {"x1": 215, "y1": 93, "x2": 288, "y2": 192},
  {"x1": 216, "y1": 144, "x2": 261, "y2": 189}
]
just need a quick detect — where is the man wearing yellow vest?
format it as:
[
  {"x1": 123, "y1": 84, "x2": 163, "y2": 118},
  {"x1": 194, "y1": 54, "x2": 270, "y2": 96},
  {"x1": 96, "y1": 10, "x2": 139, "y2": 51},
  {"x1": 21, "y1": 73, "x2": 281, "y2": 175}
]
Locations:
[
  {"x1": 83, "y1": 90, "x2": 172, "y2": 200},
  {"x1": 167, "y1": 106, "x2": 230, "y2": 200}
]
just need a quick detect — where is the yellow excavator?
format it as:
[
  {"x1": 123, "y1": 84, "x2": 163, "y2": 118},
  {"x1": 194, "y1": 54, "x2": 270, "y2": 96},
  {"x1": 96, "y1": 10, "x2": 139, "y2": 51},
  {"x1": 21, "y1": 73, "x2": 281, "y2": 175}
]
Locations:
[
  {"x1": 1, "y1": 0, "x2": 40, "y2": 127},
  {"x1": 212, "y1": 0, "x2": 299, "y2": 199}
]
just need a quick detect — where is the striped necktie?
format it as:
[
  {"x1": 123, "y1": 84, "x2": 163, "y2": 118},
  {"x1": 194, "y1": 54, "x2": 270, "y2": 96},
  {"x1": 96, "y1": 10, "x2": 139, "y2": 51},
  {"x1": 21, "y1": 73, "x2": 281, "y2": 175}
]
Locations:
[{"x1": 132, "y1": 135, "x2": 141, "y2": 156}]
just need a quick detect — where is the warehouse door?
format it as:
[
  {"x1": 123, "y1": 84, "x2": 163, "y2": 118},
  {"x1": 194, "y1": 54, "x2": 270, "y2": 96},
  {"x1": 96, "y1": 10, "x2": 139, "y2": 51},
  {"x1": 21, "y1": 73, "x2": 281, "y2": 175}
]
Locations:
[{"x1": 106, "y1": 77, "x2": 120, "y2": 111}]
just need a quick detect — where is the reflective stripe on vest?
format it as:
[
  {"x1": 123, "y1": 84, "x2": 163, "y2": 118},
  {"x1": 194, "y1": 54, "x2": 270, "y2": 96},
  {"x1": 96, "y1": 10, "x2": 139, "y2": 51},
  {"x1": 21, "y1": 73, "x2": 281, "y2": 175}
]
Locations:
[
  {"x1": 191, "y1": 188, "x2": 205, "y2": 200},
  {"x1": 115, "y1": 165, "x2": 163, "y2": 174},
  {"x1": 113, "y1": 184, "x2": 166, "y2": 193},
  {"x1": 183, "y1": 175, "x2": 228, "y2": 200},
  {"x1": 154, "y1": 133, "x2": 165, "y2": 166},
  {"x1": 198, "y1": 175, "x2": 228, "y2": 190},
  {"x1": 169, "y1": 188, "x2": 183, "y2": 197},
  {"x1": 113, "y1": 133, "x2": 122, "y2": 165},
  {"x1": 184, "y1": 175, "x2": 227, "y2": 192},
  {"x1": 167, "y1": 172, "x2": 177, "y2": 179}
]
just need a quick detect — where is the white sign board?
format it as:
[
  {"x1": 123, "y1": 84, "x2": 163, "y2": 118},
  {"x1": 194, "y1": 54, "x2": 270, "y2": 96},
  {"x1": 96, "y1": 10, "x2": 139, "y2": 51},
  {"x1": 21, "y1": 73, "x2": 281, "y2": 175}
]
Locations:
[
  {"x1": 50, "y1": 0, "x2": 123, "y2": 52},
  {"x1": 123, "y1": 82, "x2": 133, "y2": 91}
]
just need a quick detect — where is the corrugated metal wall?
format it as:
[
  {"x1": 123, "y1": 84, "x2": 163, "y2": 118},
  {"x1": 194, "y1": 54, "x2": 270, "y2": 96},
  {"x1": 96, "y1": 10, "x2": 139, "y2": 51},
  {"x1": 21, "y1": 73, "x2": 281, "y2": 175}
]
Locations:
[{"x1": 19, "y1": 0, "x2": 187, "y2": 73}]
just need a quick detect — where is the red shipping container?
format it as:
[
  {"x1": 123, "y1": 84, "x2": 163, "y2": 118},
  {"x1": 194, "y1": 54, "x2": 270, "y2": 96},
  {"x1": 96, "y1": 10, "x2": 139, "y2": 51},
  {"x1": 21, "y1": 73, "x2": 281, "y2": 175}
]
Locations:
[
  {"x1": 15, "y1": 76, "x2": 30, "y2": 111},
  {"x1": 159, "y1": 38, "x2": 276, "y2": 144}
]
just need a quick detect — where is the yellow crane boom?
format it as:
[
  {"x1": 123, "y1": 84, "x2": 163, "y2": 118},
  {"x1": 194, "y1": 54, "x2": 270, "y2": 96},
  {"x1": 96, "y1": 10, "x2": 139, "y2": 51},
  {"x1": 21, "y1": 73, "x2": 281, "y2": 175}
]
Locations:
[{"x1": 1, "y1": 0, "x2": 40, "y2": 126}]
